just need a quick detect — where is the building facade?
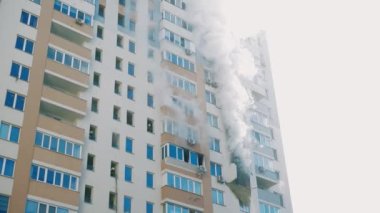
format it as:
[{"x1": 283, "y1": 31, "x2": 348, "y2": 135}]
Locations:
[{"x1": 0, "y1": 0, "x2": 292, "y2": 213}]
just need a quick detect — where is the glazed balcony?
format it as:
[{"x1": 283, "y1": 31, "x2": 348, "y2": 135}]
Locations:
[
  {"x1": 258, "y1": 189, "x2": 283, "y2": 207},
  {"x1": 255, "y1": 166, "x2": 279, "y2": 188}
]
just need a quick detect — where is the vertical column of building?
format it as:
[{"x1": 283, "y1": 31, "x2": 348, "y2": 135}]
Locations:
[
  {"x1": 158, "y1": 0, "x2": 214, "y2": 212},
  {"x1": 79, "y1": 0, "x2": 164, "y2": 212},
  {"x1": 248, "y1": 35, "x2": 293, "y2": 213},
  {"x1": 0, "y1": 0, "x2": 95, "y2": 212}
]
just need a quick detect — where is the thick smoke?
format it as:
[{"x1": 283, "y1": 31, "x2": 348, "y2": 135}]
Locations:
[{"x1": 188, "y1": 0, "x2": 258, "y2": 170}]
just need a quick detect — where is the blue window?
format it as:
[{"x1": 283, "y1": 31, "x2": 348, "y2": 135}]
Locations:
[
  {"x1": 30, "y1": 164, "x2": 38, "y2": 180},
  {"x1": 58, "y1": 139, "x2": 66, "y2": 154},
  {"x1": 10, "y1": 62, "x2": 29, "y2": 81},
  {"x1": 42, "y1": 135, "x2": 50, "y2": 149},
  {"x1": 25, "y1": 200, "x2": 38, "y2": 213},
  {"x1": 212, "y1": 188, "x2": 224, "y2": 205},
  {"x1": 25, "y1": 39, "x2": 34, "y2": 54},
  {"x1": 47, "y1": 169, "x2": 54, "y2": 184},
  {"x1": 128, "y1": 62, "x2": 135, "y2": 76},
  {"x1": 190, "y1": 152, "x2": 198, "y2": 166},
  {"x1": 124, "y1": 196, "x2": 131, "y2": 213},
  {"x1": 166, "y1": 172, "x2": 202, "y2": 195},
  {"x1": 167, "y1": 173, "x2": 174, "y2": 187},
  {"x1": 0, "y1": 158, "x2": 3, "y2": 176},
  {"x1": 128, "y1": 41, "x2": 135, "y2": 53},
  {"x1": 125, "y1": 138, "x2": 133, "y2": 153},
  {"x1": 38, "y1": 167, "x2": 46, "y2": 182},
  {"x1": 26, "y1": 199, "x2": 69, "y2": 213},
  {"x1": 53, "y1": 0, "x2": 92, "y2": 25},
  {"x1": 146, "y1": 202, "x2": 153, "y2": 213},
  {"x1": 169, "y1": 144, "x2": 176, "y2": 158},
  {"x1": 54, "y1": 0, "x2": 61, "y2": 10},
  {"x1": 5, "y1": 91, "x2": 25, "y2": 111},
  {"x1": 30, "y1": 0, "x2": 41, "y2": 4},
  {"x1": 62, "y1": 174, "x2": 70, "y2": 189},
  {"x1": 0, "y1": 122, "x2": 20, "y2": 143},
  {"x1": 9, "y1": 126, "x2": 19, "y2": 143},
  {"x1": 15, "y1": 36, "x2": 24, "y2": 50},
  {"x1": 129, "y1": 20, "x2": 136, "y2": 32},
  {"x1": 34, "y1": 131, "x2": 42, "y2": 146},
  {"x1": 20, "y1": 10, "x2": 38, "y2": 28},
  {"x1": 50, "y1": 137, "x2": 58, "y2": 152},
  {"x1": 61, "y1": 4, "x2": 68, "y2": 14},
  {"x1": 0, "y1": 195, "x2": 9, "y2": 213},
  {"x1": 127, "y1": 86, "x2": 134, "y2": 100},
  {"x1": 147, "y1": 145, "x2": 153, "y2": 160},
  {"x1": 146, "y1": 172, "x2": 153, "y2": 188},
  {"x1": 147, "y1": 94, "x2": 154, "y2": 108},
  {"x1": 70, "y1": 176, "x2": 77, "y2": 190},
  {"x1": 124, "y1": 166, "x2": 132, "y2": 182},
  {"x1": 209, "y1": 137, "x2": 221, "y2": 152},
  {"x1": 0, "y1": 157, "x2": 15, "y2": 177},
  {"x1": 54, "y1": 172, "x2": 61, "y2": 186},
  {"x1": 73, "y1": 144, "x2": 81, "y2": 158},
  {"x1": 3, "y1": 159, "x2": 14, "y2": 177},
  {"x1": 210, "y1": 162, "x2": 222, "y2": 177}
]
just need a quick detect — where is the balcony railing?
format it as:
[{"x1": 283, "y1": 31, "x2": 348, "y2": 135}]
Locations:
[
  {"x1": 258, "y1": 189, "x2": 283, "y2": 207},
  {"x1": 255, "y1": 166, "x2": 279, "y2": 183}
]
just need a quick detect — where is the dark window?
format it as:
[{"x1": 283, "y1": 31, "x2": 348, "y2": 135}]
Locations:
[
  {"x1": 89, "y1": 125, "x2": 97, "y2": 141},
  {"x1": 118, "y1": 14, "x2": 125, "y2": 27},
  {"x1": 112, "y1": 132, "x2": 120, "y2": 148},
  {"x1": 87, "y1": 154, "x2": 95, "y2": 171},
  {"x1": 147, "y1": 119, "x2": 154, "y2": 133},
  {"x1": 84, "y1": 185, "x2": 92, "y2": 203},
  {"x1": 111, "y1": 161, "x2": 118, "y2": 178},
  {"x1": 113, "y1": 106, "x2": 120, "y2": 121},
  {"x1": 109, "y1": 192, "x2": 116, "y2": 209},
  {"x1": 96, "y1": 26, "x2": 103, "y2": 39},
  {"x1": 114, "y1": 81, "x2": 121, "y2": 95},
  {"x1": 91, "y1": 98, "x2": 98, "y2": 113},
  {"x1": 93, "y1": 72, "x2": 100, "y2": 86},
  {"x1": 95, "y1": 48, "x2": 102, "y2": 62},
  {"x1": 126, "y1": 111, "x2": 134, "y2": 126},
  {"x1": 117, "y1": 35, "x2": 123, "y2": 47},
  {"x1": 98, "y1": 4, "x2": 105, "y2": 17},
  {"x1": 115, "y1": 57, "x2": 122, "y2": 70}
]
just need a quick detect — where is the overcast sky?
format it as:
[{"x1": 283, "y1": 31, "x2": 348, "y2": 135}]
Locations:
[{"x1": 222, "y1": 0, "x2": 380, "y2": 212}]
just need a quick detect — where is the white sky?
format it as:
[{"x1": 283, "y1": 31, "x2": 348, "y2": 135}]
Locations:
[{"x1": 222, "y1": 0, "x2": 380, "y2": 212}]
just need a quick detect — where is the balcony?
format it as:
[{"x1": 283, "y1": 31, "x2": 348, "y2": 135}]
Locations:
[
  {"x1": 255, "y1": 166, "x2": 279, "y2": 188},
  {"x1": 52, "y1": 10, "x2": 92, "y2": 40},
  {"x1": 41, "y1": 86, "x2": 86, "y2": 120},
  {"x1": 29, "y1": 181, "x2": 79, "y2": 207},
  {"x1": 161, "y1": 186, "x2": 204, "y2": 209},
  {"x1": 252, "y1": 122, "x2": 272, "y2": 136},
  {"x1": 49, "y1": 34, "x2": 91, "y2": 60},
  {"x1": 45, "y1": 59, "x2": 89, "y2": 91},
  {"x1": 251, "y1": 83, "x2": 267, "y2": 99},
  {"x1": 254, "y1": 143, "x2": 276, "y2": 159},
  {"x1": 161, "y1": 133, "x2": 202, "y2": 153},
  {"x1": 258, "y1": 189, "x2": 283, "y2": 207},
  {"x1": 37, "y1": 114, "x2": 84, "y2": 142}
]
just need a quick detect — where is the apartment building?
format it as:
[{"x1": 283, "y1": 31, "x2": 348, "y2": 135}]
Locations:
[{"x1": 0, "y1": 0, "x2": 292, "y2": 213}]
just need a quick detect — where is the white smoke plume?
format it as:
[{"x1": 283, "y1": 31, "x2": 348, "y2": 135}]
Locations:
[{"x1": 188, "y1": 0, "x2": 258, "y2": 171}]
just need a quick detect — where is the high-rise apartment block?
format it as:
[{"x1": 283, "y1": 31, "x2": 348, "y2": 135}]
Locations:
[{"x1": 0, "y1": 0, "x2": 292, "y2": 213}]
